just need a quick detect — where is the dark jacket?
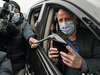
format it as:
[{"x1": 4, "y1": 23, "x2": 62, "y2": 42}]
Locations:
[
  {"x1": 56, "y1": 28, "x2": 100, "y2": 75},
  {"x1": 0, "y1": 51, "x2": 12, "y2": 75},
  {"x1": 0, "y1": 12, "x2": 35, "y2": 74}
]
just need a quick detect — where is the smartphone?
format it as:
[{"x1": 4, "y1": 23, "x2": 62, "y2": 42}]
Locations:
[{"x1": 53, "y1": 39, "x2": 68, "y2": 53}]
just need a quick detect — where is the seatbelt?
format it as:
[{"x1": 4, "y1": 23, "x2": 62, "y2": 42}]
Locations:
[{"x1": 52, "y1": 33, "x2": 84, "y2": 60}]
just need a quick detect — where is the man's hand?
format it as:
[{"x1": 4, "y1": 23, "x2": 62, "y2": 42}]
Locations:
[
  {"x1": 48, "y1": 41, "x2": 59, "y2": 64},
  {"x1": 35, "y1": 21, "x2": 38, "y2": 27},
  {"x1": 7, "y1": 22, "x2": 19, "y2": 35},
  {"x1": 29, "y1": 38, "x2": 40, "y2": 48},
  {"x1": 60, "y1": 46, "x2": 82, "y2": 68}
]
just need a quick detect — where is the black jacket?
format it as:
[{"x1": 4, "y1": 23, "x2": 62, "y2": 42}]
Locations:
[
  {"x1": 0, "y1": 12, "x2": 35, "y2": 74},
  {"x1": 56, "y1": 28, "x2": 100, "y2": 75}
]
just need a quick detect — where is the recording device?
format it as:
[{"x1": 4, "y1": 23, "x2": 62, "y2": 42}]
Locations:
[
  {"x1": 41, "y1": 33, "x2": 84, "y2": 60},
  {"x1": 0, "y1": 7, "x2": 10, "y2": 18},
  {"x1": 3, "y1": 0, "x2": 9, "y2": 2},
  {"x1": 0, "y1": 0, "x2": 19, "y2": 36},
  {"x1": 53, "y1": 39, "x2": 68, "y2": 53},
  {"x1": 0, "y1": 0, "x2": 15, "y2": 19},
  {"x1": 35, "y1": 35, "x2": 54, "y2": 43},
  {"x1": 35, "y1": 34, "x2": 68, "y2": 53}
]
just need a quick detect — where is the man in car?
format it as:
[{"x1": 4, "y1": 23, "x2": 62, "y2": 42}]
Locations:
[
  {"x1": 49, "y1": 9, "x2": 100, "y2": 75},
  {"x1": 1, "y1": 1, "x2": 39, "y2": 75}
]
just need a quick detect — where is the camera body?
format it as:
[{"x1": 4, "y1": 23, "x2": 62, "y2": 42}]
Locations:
[
  {"x1": 0, "y1": 0, "x2": 19, "y2": 37},
  {"x1": 0, "y1": 0, "x2": 16, "y2": 19}
]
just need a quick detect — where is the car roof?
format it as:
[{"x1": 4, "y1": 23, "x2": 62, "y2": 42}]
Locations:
[
  {"x1": 67, "y1": 0, "x2": 100, "y2": 22},
  {"x1": 29, "y1": 0, "x2": 100, "y2": 23}
]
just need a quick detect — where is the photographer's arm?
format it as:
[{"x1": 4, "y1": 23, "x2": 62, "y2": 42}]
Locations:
[
  {"x1": 7, "y1": 22, "x2": 19, "y2": 36},
  {"x1": 22, "y1": 21, "x2": 39, "y2": 48}
]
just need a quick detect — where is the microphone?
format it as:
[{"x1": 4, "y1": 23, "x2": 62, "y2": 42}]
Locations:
[{"x1": 35, "y1": 34, "x2": 54, "y2": 44}]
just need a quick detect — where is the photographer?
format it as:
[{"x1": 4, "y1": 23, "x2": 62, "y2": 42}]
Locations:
[
  {"x1": 0, "y1": 1, "x2": 39, "y2": 75},
  {"x1": 0, "y1": 18, "x2": 19, "y2": 53}
]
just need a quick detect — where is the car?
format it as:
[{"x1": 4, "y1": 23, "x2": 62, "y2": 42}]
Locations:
[{"x1": 25, "y1": 0, "x2": 100, "y2": 75}]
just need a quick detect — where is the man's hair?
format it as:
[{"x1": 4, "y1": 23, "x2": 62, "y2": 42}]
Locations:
[
  {"x1": 58, "y1": 8, "x2": 75, "y2": 17},
  {"x1": 65, "y1": 9, "x2": 75, "y2": 18}
]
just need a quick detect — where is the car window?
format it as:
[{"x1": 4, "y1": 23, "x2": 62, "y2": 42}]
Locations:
[
  {"x1": 43, "y1": 7, "x2": 88, "y2": 54},
  {"x1": 42, "y1": 7, "x2": 90, "y2": 75},
  {"x1": 30, "y1": 8, "x2": 41, "y2": 31},
  {"x1": 44, "y1": 7, "x2": 100, "y2": 75}
]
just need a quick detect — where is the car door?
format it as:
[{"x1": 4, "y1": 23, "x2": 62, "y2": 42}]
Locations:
[
  {"x1": 26, "y1": 0, "x2": 100, "y2": 75},
  {"x1": 26, "y1": 2, "x2": 63, "y2": 75}
]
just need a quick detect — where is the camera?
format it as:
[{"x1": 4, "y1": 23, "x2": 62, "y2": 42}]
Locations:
[
  {"x1": 0, "y1": 0, "x2": 19, "y2": 36},
  {"x1": 0, "y1": 0, "x2": 16, "y2": 19},
  {"x1": 0, "y1": 7, "x2": 10, "y2": 19}
]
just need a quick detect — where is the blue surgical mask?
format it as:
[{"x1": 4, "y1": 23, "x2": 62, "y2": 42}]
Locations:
[{"x1": 59, "y1": 21, "x2": 75, "y2": 35}]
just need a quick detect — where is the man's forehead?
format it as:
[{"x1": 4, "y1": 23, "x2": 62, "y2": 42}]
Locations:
[{"x1": 58, "y1": 9, "x2": 73, "y2": 17}]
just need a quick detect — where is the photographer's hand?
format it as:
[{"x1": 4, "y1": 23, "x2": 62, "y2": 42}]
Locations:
[
  {"x1": 29, "y1": 37, "x2": 40, "y2": 48},
  {"x1": 7, "y1": 22, "x2": 19, "y2": 35}
]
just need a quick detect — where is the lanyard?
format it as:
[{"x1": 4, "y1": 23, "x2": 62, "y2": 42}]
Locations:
[{"x1": 67, "y1": 40, "x2": 79, "y2": 54}]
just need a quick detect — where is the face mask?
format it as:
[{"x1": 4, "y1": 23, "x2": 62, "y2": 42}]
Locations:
[
  {"x1": 59, "y1": 20, "x2": 75, "y2": 35},
  {"x1": 12, "y1": 13, "x2": 20, "y2": 23}
]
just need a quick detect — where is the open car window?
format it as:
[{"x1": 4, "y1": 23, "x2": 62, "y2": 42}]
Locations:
[
  {"x1": 43, "y1": 6, "x2": 100, "y2": 75},
  {"x1": 30, "y1": 8, "x2": 41, "y2": 31},
  {"x1": 26, "y1": 0, "x2": 100, "y2": 75},
  {"x1": 43, "y1": 7, "x2": 90, "y2": 54}
]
